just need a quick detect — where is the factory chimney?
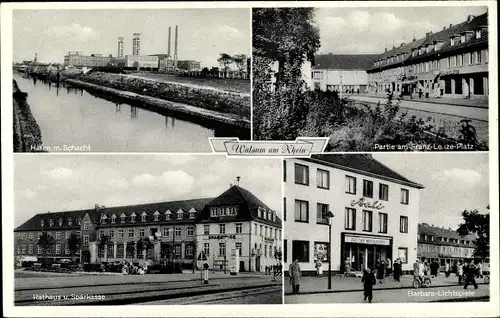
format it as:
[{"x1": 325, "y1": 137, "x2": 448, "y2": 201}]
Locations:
[
  {"x1": 174, "y1": 25, "x2": 178, "y2": 69},
  {"x1": 167, "y1": 27, "x2": 172, "y2": 58},
  {"x1": 117, "y1": 37, "x2": 124, "y2": 59}
]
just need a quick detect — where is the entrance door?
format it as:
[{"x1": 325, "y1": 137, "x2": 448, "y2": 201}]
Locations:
[
  {"x1": 82, "y1": 250, "x2": 90, "y2": 263},
  {"x1": 255, "y1": 257, "x2": 261, "y2": 272}
]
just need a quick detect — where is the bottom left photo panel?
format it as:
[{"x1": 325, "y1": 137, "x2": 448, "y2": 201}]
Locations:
[{"x1": 12, "y1": 154, "x2": 283, "y2": 305}]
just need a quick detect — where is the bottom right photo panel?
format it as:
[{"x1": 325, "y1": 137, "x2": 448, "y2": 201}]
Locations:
[{"x1": 283, "y1": 153, "x2": 489, "y2": 303}]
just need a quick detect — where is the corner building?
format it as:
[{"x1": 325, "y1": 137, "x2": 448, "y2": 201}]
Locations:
[{"x1": 283, "y1": 154, "x2": 424, "y2": 275}]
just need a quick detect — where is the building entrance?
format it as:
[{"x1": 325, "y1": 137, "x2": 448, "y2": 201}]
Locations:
[{"x1": 341, "y1": 233, "x2": 393, "y2": 273}]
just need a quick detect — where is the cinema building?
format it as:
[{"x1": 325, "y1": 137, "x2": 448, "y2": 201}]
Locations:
[
  {"x1": 366, "y1": 12, "x2": 489, "y2": 100},
  {"x1": 14, "y1": 185, "x2": 281, "y2": 272},
  {"x1": 283, "y1": 154, "x2": 424, "y2": 275},
  {"x1": 196, "y1": 185, "x2": 282, "y2": 272}
]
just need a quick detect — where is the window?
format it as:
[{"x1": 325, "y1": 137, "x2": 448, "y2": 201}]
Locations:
[
  {"x1": 111, "y1": 215, "x2": 116, "y2": 223},
  {"x1": 189, "y1": 212, "x2": 196, "y2": 219},
  {"x1": 236, "y1": 223, "x2": 242, "y2": 234},
  {"x1": 400, "y1": 216, "x2": 408, "y2": 233},
  {"x1": 121, "y1": 215, "x2": 126, "y2": 223},
  {"x1": 175, "y1": 227, "x2": 182, "y2": 236},
  {"x1": 154, "y1": 213, "x2": 159, "y2": 221},
  {"x1": 139, "y1": 229, "x2": 145, "y2": 237},
  {"x1": 283, "y1": 160, "x2": 287, "y2": 182},
  {"x1": 398, "y1": 247, "x2": 408, "y2": 264},
  {"x1": 447, "y1": 56, "x2": 451, "y2": 68},
  {"x1": 187, "y1": 227, "x2": 194, "y2": 236},
  {"x1": 316, "y1": 203, "x2": 329, "y2": 224},
  {"x1": 254, "y1": 224, "x2": 257, "y2": 234},
  {"x1": 117, "y1": 244, "x2": 124, "y2": 258},
  {"x1": 28, "y1": 245, "x2": 33, "y2": 254},
  {"x1": 161, "y1": 227, "x2": 169, "y2": 237},
  {"x1": 363, "y1": 180, "x2": 373, "y2": 198},
  {"x1": 294, "y1": 164, "x2": 309, "y2": 185},
  {"x1": 317, "y1": 169, "x2": 330, "y2": 189},
  {"x1": 455, "y1": 79, "x2": 462, "y2": 94},
  {"x1": 345, "y1": 176, "x2": 356, "y2": 194},
  {"x1": 203, "y1": 225, "x2": 210, "y2": 235},
  {"x1": 379, "y1": 183, "x2": 389, "y2": 201},
  {"x1": 109, "y1": 229, "x2": 114, "y2": 238},
  {"x1": 260, "y1": 225, "x2": 263, "y2": 236},
  {"x1": 55, "y1": 232, "x2": 61, "y2": 240},
  {"x1": 292, "y1": 240, "x2": 309, "y2": 263},
  {"x1": 378, "y1": 213, "x2": 388, "y2": 233},
  {"x1": 65, "y1": 231, "x2": 71, "y2": 239},
  {"x1": 68, "y1": 218, "x2": 72, "y2": 226},
  {"x1": 118, "y1": 229, "x2": 124, "y2": 238},
  {"x1": 219, "y1": 242, "x2": 226, "y2": 256},
  {"x1": 264, "y1": 245, "x2": 268, "y2": 257},
  {"x1": 450, "y1": 38, "x2": 454, "y2": 46},
  {"x1": 83, "y1": 235, "x2": 89, "y2": 246},
  {"x1": 476, "y1": 50, "x2": 482, "y2": 64},
  {"x1": 362, "y1": 210, "x2": 373, "y2": 232},
  {"x1": 128, "y1": 229, "x2": 134, "y2": 237},
  {"x1": 485, "y1": 49, "x2": 488, "y2": 63},
  {"x1": 400, "y1": 189, "x2": 409, "y2": 204},
  {"x1": 76, "y1": 231, "x2": 81, "y2": 236},
  {"x1": 294, "y1": 200, "x2": 309, "y2": 222},
  {"x1": 65, "y1": 245, "x2": 70, "y2": 255},
  {"x1": 55, "y1": 244, "x2": 61, "y2": 255},
  {"x1": 141, "y1": 213, "x2": 147, "y2": 222},
  {"x1": 83, "y1": 222, "x2": 90, "y2": 231},
  {"x1": 219, "y1": 224, "x2": 226, "y2": 234},
  {"x1": 283, "y1": 197, "x2": 287, "y2": 221},
  {"x1": 235, "y1": 242, "x2": 242, "y2": 256},
  {"x1": 284, "y1": 240, "x2": 288, "y2": 262},
  {"x1": 37, "y1": 246, "x2": 42, "y2": 254},
  {"x1": 210, "y1": 208, "x2": 217, "y2": 218},
  {"x1": 204, "y1": 243, "x2": 210, "y2": 256},
  {"x1": 345, "y1": 208, "x2": 356, "y2": 230}
]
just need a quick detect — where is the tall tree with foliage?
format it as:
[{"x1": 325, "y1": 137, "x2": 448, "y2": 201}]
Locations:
[
  {"x1": 37, "y1": 232, "x2": 55, "y2": 263},
  {"x1": 217, "y1": 53, "x2": 233, "y2": 73},
  {"x1": 98, "y1": 235, "x2": 112, "y2": 262},
  {"x1": 66, "y1": 233, "x2": 81, "y2": 263},
  {"x1": 232, "y1": 54, "x2": 248, "y2": 73},
  {"x1": 140, "y1": 237, "x2": 155, "y2": 260},
  {"x1": 126, "y1": 241, "x2": 136, "y2": 259},
  {"x1": 457, "y1": 205, "x2": 490, "y2": 260}
]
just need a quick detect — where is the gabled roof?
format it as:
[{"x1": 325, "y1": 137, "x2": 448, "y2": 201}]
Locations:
[
  {"x1": 307, "y1": 154, "x2": 424, "y2": 189},
  {"x1": 418, "y1": 223, "x2": 476, "y2": 246},
  {"x1": 313, "y1": 54, "x2": 380, "y2": 70}
]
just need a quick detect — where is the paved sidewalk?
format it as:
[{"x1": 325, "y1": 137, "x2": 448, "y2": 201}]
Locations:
[
  {"x1": 284, "y1": 274, "x2": 488, "y2": 295},
  {"x1": 355, "y1": 93, "x2": 488, "y2": 108}
]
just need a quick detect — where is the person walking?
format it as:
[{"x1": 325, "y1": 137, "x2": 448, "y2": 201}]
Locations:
[
  {"x1": 362, "y1": 268, "x2": 376, "y2": 303},
  {"x1": 344, "y1": 258, "x2": 351, "y2": 277},
  {"x1": 393, "y1": 259, "x2": 401, "y2": 282},
  {"x1": 431, "y1": 260, "x2": 438, "y2": 278},
  {"x1": 477, "y1": 261, "x2": 483, "y2": 278},
  {"x1": 377, "y1": 261, "x2": 385, "y2": 284},
  {"x1": 386, "y1": 258, "x2": 392, "y2": 277},
  {"x1": 289, "y1": 259, "x2": 301, "y2": 294},
  {"x1": 315, "y1": 260, "x2": 323, "y2": 278},
  {"x1": 464, "y1": 261, "x2": 478, "y2": 289},
  {"x1": 445, "y1": 261, "x2": 450, "y2": 278},
  {"x1": 457, "y1": 261, "x2": 464, "y2": 285}
]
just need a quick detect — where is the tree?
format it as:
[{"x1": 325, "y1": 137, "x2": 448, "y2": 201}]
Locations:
[
  {"x1": 126, "y1": 241, "x2": 136, "y2": 259},
  {"x1": 232, "y1": 54, "x2": 248, "y2": 73},
  {"x1": 217, "y1": 53, "x2": 233, "y2": 73},
  {"x1": 66, "y1": 233, "x2": 81, "y2": 263},
  {"x1": 37, "y1": 232, "x2": 55, "y2": 263},
  {"x1": 457, "y1": 206, "x2": 490, "y2": 260},
  {"x1": 136, "y1": 238, "x2": 145, "y2": 260},
  {"x1": 140, "y1": 237, "x2": 154, "y2": 260},
  {"x1": 98, "y1": 235, "x2": 112, "y2": 262}
]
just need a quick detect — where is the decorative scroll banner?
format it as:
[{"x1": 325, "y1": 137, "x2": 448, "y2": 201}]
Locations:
[{"x1": 209, "y1": 137, "x2": 329, "y2": 157}]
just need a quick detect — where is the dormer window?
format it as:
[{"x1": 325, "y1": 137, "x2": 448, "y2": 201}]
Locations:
[
  {"x1": 77, "y1": 217, "x2": 81, "y2": 225},
  {"x1": 189, "y1": 208, "x2": 196, "y2": 219},
  {"x1": 100, "y1": 214, "x2": 107, "y2": 224},
  {"x1": 68, "y1": 217, "x2": 72, "y2": 226},
  {"x1": 120, "y1": 213, "x2": 126, "y2": 223},
  {"x1": 460, "y1": 35, "x2": 465, "y2": 43},
  {"x1": 450, "y1": 38, "x2": 455, "y2": 46},
  {"x1": 220, "y1": 207, "x2": 227, "y2": 217},
  {"x1": 154, "y1": 211, "x2": 160, "y2": 221},
  {"x1": 58, "y1": 218, "x2": 63, "y2": 226},
  {"x1": 141, "y1": 212, "x2": 147, "y2": 222},
  {"x1": 130, "y1": 213, "x2": 136, "y2": 223},
  {"x1": 165, "y1": 210, "x2": 172, "y2": 220},
  {"x1": 210, "y1": 208, "x2": 217, "y2": 218},
  {"x1": 111, "y1": 214, "x2": 116, "y2": 223},
  {"x1": 476, "y1": 30, "x2": 481, "y2": 39},
  {"x1": 177, "y1": 209, "x2": 183, "y2": 219},
  {"x1": 49, "y1": 219, "x2": 54, "y2": 227},
  {"x1": 40, "y1": 220, "x2": 45, "y2": 227}
]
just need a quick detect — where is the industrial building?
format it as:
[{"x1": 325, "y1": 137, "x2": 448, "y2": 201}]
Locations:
[{"x1": 63, "y1": 52, "x2": 113, "y2": 68}]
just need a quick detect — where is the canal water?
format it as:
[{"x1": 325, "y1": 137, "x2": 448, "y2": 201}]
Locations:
[{"x1": 14, "y1": 73, "x2": 246, "y2": 152}]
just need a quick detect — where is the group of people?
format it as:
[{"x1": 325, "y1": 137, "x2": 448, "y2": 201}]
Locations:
[
  {"x1": 264, "y1": 264, "x2": 283, "y2": 276},
  {"x1": 121, "y1": 260, "x2": 148, "y2": 275},
  {"x1": 373, "y1": 258, "x2": 404, "y2": 283}
]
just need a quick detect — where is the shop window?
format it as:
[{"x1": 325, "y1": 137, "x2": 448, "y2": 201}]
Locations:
[
  {"x1": 316, "y1": 203, "x2": 329, "y2": 224},
  {"x1": 317, "y1": 169, "x2": 330, "y2": 189},
  {"x1": 400, "y1": 216, "x2": 409, "y2": 233},
  {"x1": 345, "y1": 176, "x2": 356, "y2": 194},
  {"x1": 398, "y1": 247, "x2": 408, "y2": 264},
  {"x1": 379, "y1": 183, "x2": 389, "y2": 201},
  {"x1": 455, "y1": 79, "x2": 462, "y2": 94},
  {"x1": 292, "y1": 240, "x2": 309, "y2": 263},
  {"x1": 378, "y1": 213, "x2": 388, "y2": 233},
  {"x1": 400, "y1": 189, "x2": 409, "y2": 204},
  {"x1": 345, "y1": 208, "x2": 356, "y2": 230},
  {"x1": 473, "y1": 76, "x2": 484, "y2": 95},
  {"x1": 444, "y1": 79, "x2": 452, "y2": 94},
  {"x1": 362, "y1": 210, "x2": 373, "y2": 232},
  {"x1": 294, "y1": 164, "x2": 309, "y2": 185},
  {"x1": 363, "y1": 180, "x2": 373, "y2": 198},
  {"x1": 283, "y1": 197, "x2": 287, "y2": 221},
  {"x1": 294, "y1": 200, "x2": 309, "y2": 222}
]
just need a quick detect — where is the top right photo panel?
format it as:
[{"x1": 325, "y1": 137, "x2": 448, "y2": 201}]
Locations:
[{"x1": 252, "y1": 6, "x2": 490, "y2": 151}]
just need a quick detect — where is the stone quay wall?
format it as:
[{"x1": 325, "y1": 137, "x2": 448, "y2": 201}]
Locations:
[{"x1": 13, "y1": 80, "x2": 43, "y2": 152}]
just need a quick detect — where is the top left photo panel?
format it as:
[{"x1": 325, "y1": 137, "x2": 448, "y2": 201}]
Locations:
[{"x1": 12, "y1": 8, "x2": 251, "y2": 153}]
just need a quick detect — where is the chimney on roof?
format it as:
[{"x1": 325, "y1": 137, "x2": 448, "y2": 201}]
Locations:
[
  {"x1": 449, "y1": 23, "x2": 453, "y2": 28},
  {"x1": 400, "y1": 42, "x2": 406, "y2": 48},
  {"x1": 467, "y1": 15, "x2": 475, "y2": 23},
  {"x1": 236, "y1": 176, "x2": 241, "y2": 186},
  {"x1": 443, "y1": 26, "x2": 446, "y2": 30}
]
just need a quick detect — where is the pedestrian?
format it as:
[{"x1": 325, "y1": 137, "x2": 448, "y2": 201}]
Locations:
[
  {"x1": 393, "y1": 259, "x2": 401, "y2": 282},
  {"x1": 265, "y1": 265, "x2": 268, "y2": 275},
  {"x1": 445, "y1": 261, "x2": 450, "y2": 278},
  {"x1": 457, "y1": 261, "x2": 464, "y2": 285},
  {"x1": 464, "y1": 261, "x2": 478, "y2": 289},
  {"x1": 362, "y1": 268, "x2": 376, "y2": 303},
  {"x1": 289, "y1": 259, "x2": 301, "y2": 294},
  {"x1": 386, "y1": 258, "x2": 392, "y2": 277},
  {"x1": 315, "y1": 259, "x2": 323, "y2": 278},
  {"x1": 423, "y1": 260, "x2": 429, "y2": 276},
  {"x1": 477, "y1": 261, "x2": 483, "y2": 278},
  {"x1": 413, "y1": 258, "x2": 420, "y2": 280},
  {"x1": 431, "y1": 260, "x2": 438, "y2": 278},
  {"x1": 377, "y1": 261, "x2": 385, "y2": 284},
  {"x1": 344, "y1": 258, "x2": 351, "y2": 277}
]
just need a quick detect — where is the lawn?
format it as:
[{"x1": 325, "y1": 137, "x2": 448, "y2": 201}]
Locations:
[{"x1": 130, "y1": 72, "x2": 250, "y2": 94}]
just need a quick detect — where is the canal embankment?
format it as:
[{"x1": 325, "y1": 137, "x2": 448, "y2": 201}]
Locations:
[
  {"x1": 13, "y1": 80, "x2": 44, "y2": 152},
  {"x1": 66, "y1": 72, "x2": 251, "y2": 129}
]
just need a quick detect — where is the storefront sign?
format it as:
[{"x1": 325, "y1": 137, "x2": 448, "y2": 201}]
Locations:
[
  {"x1": 314, "y1": 243, "x2": 328, "y2": 261},
  {"x1": 350, "y1": 197, "x2": 385, "y2": 210},
  {"x1": 209, "y1": 234, "x2": 236, "y2": 239},
  {"x1": 345, "y1": 235, "x2": 390, "y2": 246},
  {"x1": 441, "y1": 70, "x2": 460, "y2": 76}
]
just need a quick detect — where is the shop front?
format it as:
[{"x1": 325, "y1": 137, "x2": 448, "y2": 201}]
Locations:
[{"x1": 340, "y1": 233, "x2": 393, "y2": 273}]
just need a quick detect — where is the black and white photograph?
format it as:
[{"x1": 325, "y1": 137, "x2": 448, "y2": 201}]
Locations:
[
  {"x1": 12, "y1": 8, "x2": 251, "y2": 153},
  {"x1": 13, "y1": 155, "x2": 282, "y2": 305},
  {"x1": 283, "y1": 153, "x2": 490, "y2": 303},
  {"x1": 252, "y1": 7, "x2": 490, "y2": 151}
]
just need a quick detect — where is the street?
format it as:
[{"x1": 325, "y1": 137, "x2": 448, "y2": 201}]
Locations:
[{"x1": 14, "y1": 270, "x2": 282, "y2": 305}]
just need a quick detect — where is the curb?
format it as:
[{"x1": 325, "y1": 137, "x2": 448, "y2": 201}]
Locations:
[
  {"x1": 354, "y1": 95, "x2": 488, "y2": 109},
  {"x1": 284, "y1": 282, "x2": 488, "y2": 296}
]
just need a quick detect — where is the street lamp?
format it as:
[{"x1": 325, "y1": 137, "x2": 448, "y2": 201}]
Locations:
[{"x1": 325, "y1": 211, "x2": 335, "y2": 290}]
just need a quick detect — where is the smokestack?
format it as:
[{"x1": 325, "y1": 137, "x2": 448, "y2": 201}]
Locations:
[
  {"x1": 174, "y1": 25, "x2": 178, "y2": 68},
  {"x1": 236, "y1": 176, "x2": 241, "y2": 186},
  {"x1": 117, "y1": 37, "x2": 124, "y2": 59},
  {"x1": 167, "y1": 27, "x2": 171, "y2": 58}
]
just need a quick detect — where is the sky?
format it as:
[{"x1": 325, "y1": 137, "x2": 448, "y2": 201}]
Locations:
[
  {"x1": 373, "y1": 153, "x2": 489, "y2": 230},
  {"x1": 12, "y1": 9, "x2": 250, "y2": 68},
  {"x1": 314, "y1": 6, "x2": 488, "y2": 54},
  {"x1": 13, "y1": 155, "x2": 281, "y2": 227}
]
